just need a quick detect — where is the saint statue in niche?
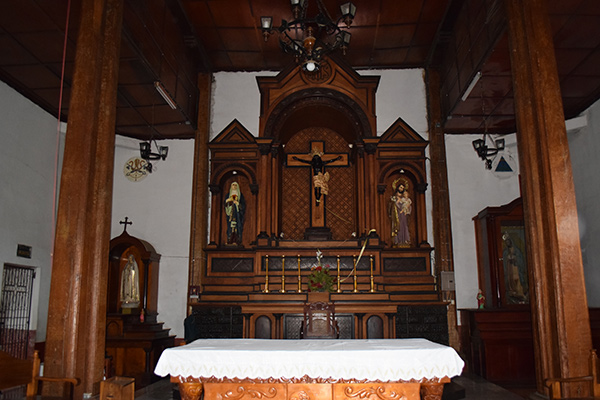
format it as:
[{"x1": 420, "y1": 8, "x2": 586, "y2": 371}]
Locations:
[
  {"x1": 388, "y1": 178, "x2": 412, "y2": 247},
  {"x1": 225, "y1": 181, "x2": 246, "y2": 245},
  {"x1": 120, "y1": 254, "x2": 140, "y2": 308}
]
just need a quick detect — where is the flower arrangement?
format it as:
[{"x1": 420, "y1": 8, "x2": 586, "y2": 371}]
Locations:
[{"x1": 308, "y1": 250, "x2": 336, "y2": 292}]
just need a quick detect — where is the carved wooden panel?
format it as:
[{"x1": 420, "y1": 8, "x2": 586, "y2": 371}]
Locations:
[
  {"x1": 459, "y1": 309, "x2": 535, "y2": 387},
  {"x1": 334, "y1": 383, "x2": 420, "y2": 400},
  {"x1": 199, "y1": 382, "x2": 422, "y2": 400},
  {"x1": 283, "y1": 314, "x2": 354, "y2": 339},
  {"x1": 396, "y1": 305, "x2": 449, "y2": 345},
  {"x1": 282, "y1": 128, "x2": 355, "y2": 240},
  {"x1": 289, "y1": 383, "x2": 332, "y2": 400},
  {"x1": 204, "y1": 383, "x2": 285, "y2": 400},
  {"x1": 383, "y1": 257, "x2": 427, "y2": 272},
  {"x1": 211, "y1": 258, "x2": 254, "y2": 273}
]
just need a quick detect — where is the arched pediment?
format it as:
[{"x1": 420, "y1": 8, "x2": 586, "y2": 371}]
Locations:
[{"x1": 257, "y1": 56, "x2": 380, "y2": 140}]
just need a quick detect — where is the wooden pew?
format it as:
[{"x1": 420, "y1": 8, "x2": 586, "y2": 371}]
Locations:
[
  {"x1": 0, "y1": 350, "x2": 79, "y2": 399},
  {"x1": 545, "y1": 349, "x2": 600, "y2": 399}
]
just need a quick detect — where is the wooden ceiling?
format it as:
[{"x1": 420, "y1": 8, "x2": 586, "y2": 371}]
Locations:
[{"x1": 0, "y1": 0, "x2": 599, "y2": 140}]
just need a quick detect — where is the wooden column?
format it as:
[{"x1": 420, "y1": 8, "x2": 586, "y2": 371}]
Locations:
[
  {"x1": 188, "y1": 73, "x2": 212, "y2": 296},
  {"x1": 256, "y1": 140, "x2": 271, "y2": 243},
  {"x1": 425, "y1": 68, "x2": 458, "y2": 349},
  {"x1": 45, "y1": 0, "x2": 123, "y2": 396},
  {"x1": 270, "y1": 146, "x2": 280, "y2": 237},
  {"x1": 365, "y1": 145, "x2": 377, "y2": 233},
  {"x1": 356, "y1": 145, "x2": 367, "y2": 233},
  {"x1": 504, "y1": 0, "x2": 592, "y2": 395}
]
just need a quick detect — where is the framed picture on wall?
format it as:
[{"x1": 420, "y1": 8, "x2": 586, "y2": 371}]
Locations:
[{"x1": 500, "y1": 224, "x2": 529, "y2": 305}]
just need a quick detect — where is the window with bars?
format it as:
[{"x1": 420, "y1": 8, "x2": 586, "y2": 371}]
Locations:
[{"x1": 0, "y1": 264, "x2": 35, "y2": 359}]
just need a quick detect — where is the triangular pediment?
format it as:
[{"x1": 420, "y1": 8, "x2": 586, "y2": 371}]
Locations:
[
  {"x1": 211, "y1": 119, "x2": 256, "y2": 145},
  {"x1": 379, "y1": 117, "x2": 427, "y2": 144}
]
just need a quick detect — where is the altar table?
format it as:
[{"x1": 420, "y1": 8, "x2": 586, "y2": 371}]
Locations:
[{"x1": 154, "y1": 338, "x2": 464, "y2": 400}]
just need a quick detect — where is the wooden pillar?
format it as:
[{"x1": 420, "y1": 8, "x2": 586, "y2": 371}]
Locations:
[
  {"x1": 45, "y1": 0, "x2": 123, "y2": 397},
  {"x1": 355, "y1": 145, "x2": 367, "y2": 233},
  {"x1": 504, "y1": 0, "x2": 592, "y2": 395},
  {"x1": 189, "y1": 73, "x2": 212, "y2": 295},
  {"x1": 425, "y1": 68, "x2": 458, "y2": 349},
  {"x1": 365, "y1": 145, "x2": 377, "y2": 233},
  {"x1": 270, "y1": 146, "x2": 280, "y2": 237},
  {"x1": 256, "y1": 140, "x2": 271, "y2": 242}
]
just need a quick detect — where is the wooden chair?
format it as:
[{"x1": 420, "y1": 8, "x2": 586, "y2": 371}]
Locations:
[
  {"x1": 545, "y1": 350, "x2": 600, "y2": 400},
  {"x1": 0, "y1": 350, "x2": 80, "y2": 399},
  {"x1": 300, "y1": 301, "x2": 340, "y2": 339}
]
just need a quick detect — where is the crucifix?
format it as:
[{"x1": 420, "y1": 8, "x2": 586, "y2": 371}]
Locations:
[
  {"x1": 120, "y1": 216, "x2": 133, "y2": 233},
  {"x1": 286, "y1": 141, "x2": 348, "y2": 239}
]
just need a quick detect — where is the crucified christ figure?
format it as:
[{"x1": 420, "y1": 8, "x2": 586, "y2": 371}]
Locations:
[{"x1": 293, "y1": 149, "x2": 341, "y2": 206}]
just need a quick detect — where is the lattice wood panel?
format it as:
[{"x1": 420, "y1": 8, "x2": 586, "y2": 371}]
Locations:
[{"x1": 282, "y1": 128, "x2": 355, "y2": 240}]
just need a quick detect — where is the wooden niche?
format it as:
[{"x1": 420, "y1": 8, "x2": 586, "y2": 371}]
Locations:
[
  {"x1": 461, "y1": 197, "x2": 535, "y2": 389},
  {"x1": 106, "y1": 226, "x2": 174, "y2": 388},
  {"x1": 207, "y1": 119, "x2": 258, "y2": 249},
  {"x1": 473, "y1": 197, "x2": 528, "y2": 309}
]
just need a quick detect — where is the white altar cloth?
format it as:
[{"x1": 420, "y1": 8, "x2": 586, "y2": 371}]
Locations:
[{"x1": 154, "y1": 338, "x2": 464, "y2": 382}]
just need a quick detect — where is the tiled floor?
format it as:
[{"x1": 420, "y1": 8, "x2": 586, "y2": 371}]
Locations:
[{"x1": 134, "y1": 374, "x2": 531, "y2": 400}]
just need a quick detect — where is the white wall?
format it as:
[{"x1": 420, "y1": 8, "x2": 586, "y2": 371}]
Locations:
[
  {"x1": 568, "y1": 99, "x2": 600, "y2": 307},
  {"x1": 111, "y1": 136, "x2": 195, "y2": 338},
  {"x1": 366, "y1": 68, "x2": 428, "y2": 137},
  {"x1": 210, "y1": 68, "x2": 429, "y2": 140},
  {"x1": 211, "y1": 71, "x2": 277, "y2": 139},
  {"x1": 0, "y1": 81, "x2": 64, "y2": 341},
  {"x1": 445, "y1": 136, "x2": 521, "y2": 309}
]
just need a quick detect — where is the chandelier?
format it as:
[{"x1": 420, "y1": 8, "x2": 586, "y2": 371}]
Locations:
[{"x1": 261, "y1": 0, "x2": 357, "y2": 72}]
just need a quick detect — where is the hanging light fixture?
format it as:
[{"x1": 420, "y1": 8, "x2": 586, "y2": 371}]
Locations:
[
  {"x1": 261, "y1": 0, "x2": 356, "y2": 72},
  {"x1": 140, "y1": 140, "x2": 168, "y2": 173},
  {"x1": 472, "y1": 134, "x2": 505, "y2": 170},
  {"x1": 472, "y1": 72, "x2": 505, "y2": 170}
]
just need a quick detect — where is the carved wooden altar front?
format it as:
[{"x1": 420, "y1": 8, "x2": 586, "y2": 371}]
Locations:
[{"x1": 173, "y1": 376, "x2": 449, "y2": 400}]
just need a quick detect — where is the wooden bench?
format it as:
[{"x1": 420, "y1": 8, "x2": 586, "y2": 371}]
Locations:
[
  {"x1": 0, "y1": 350, "x2": 79, "y2": 399},
  {"x1": 545, "y1": 349, "x2": 600, "y2": 399}
]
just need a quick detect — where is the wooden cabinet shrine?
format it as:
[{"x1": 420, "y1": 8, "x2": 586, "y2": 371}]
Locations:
[
  {"x1": 473, "y1": 197, "x2": 529, "y2": 309},
  {"x1": 465, "y1": 198, "x2": 535, "y2": 389},
  {"x1": 106, "y1": 228, "x2": 175, "y2": 388}
]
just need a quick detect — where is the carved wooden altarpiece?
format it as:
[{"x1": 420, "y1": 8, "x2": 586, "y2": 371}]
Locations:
[{"x1": 197, "y1": 57, "x2": 444, "y2": 342}]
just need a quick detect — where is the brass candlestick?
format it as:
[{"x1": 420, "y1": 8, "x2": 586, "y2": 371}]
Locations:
[
  {"x1": 352, "y1": 255, "x2": 359, "y2": 293},
  {"x1": 297, "y1": 255, "x2": 302, "y2": 293},
  {"x1": 264, "y1": 255, "x2": 270, "y2": 293},
  {"x1": 280, "y1": 255, "x2": 286, "y2": 293},
  {"x1": 369, "y1": 255, "x2": 375, "y2": 293},
  {"x1": 336, "y1": 255, "x2": 342, "y2": 292}
]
